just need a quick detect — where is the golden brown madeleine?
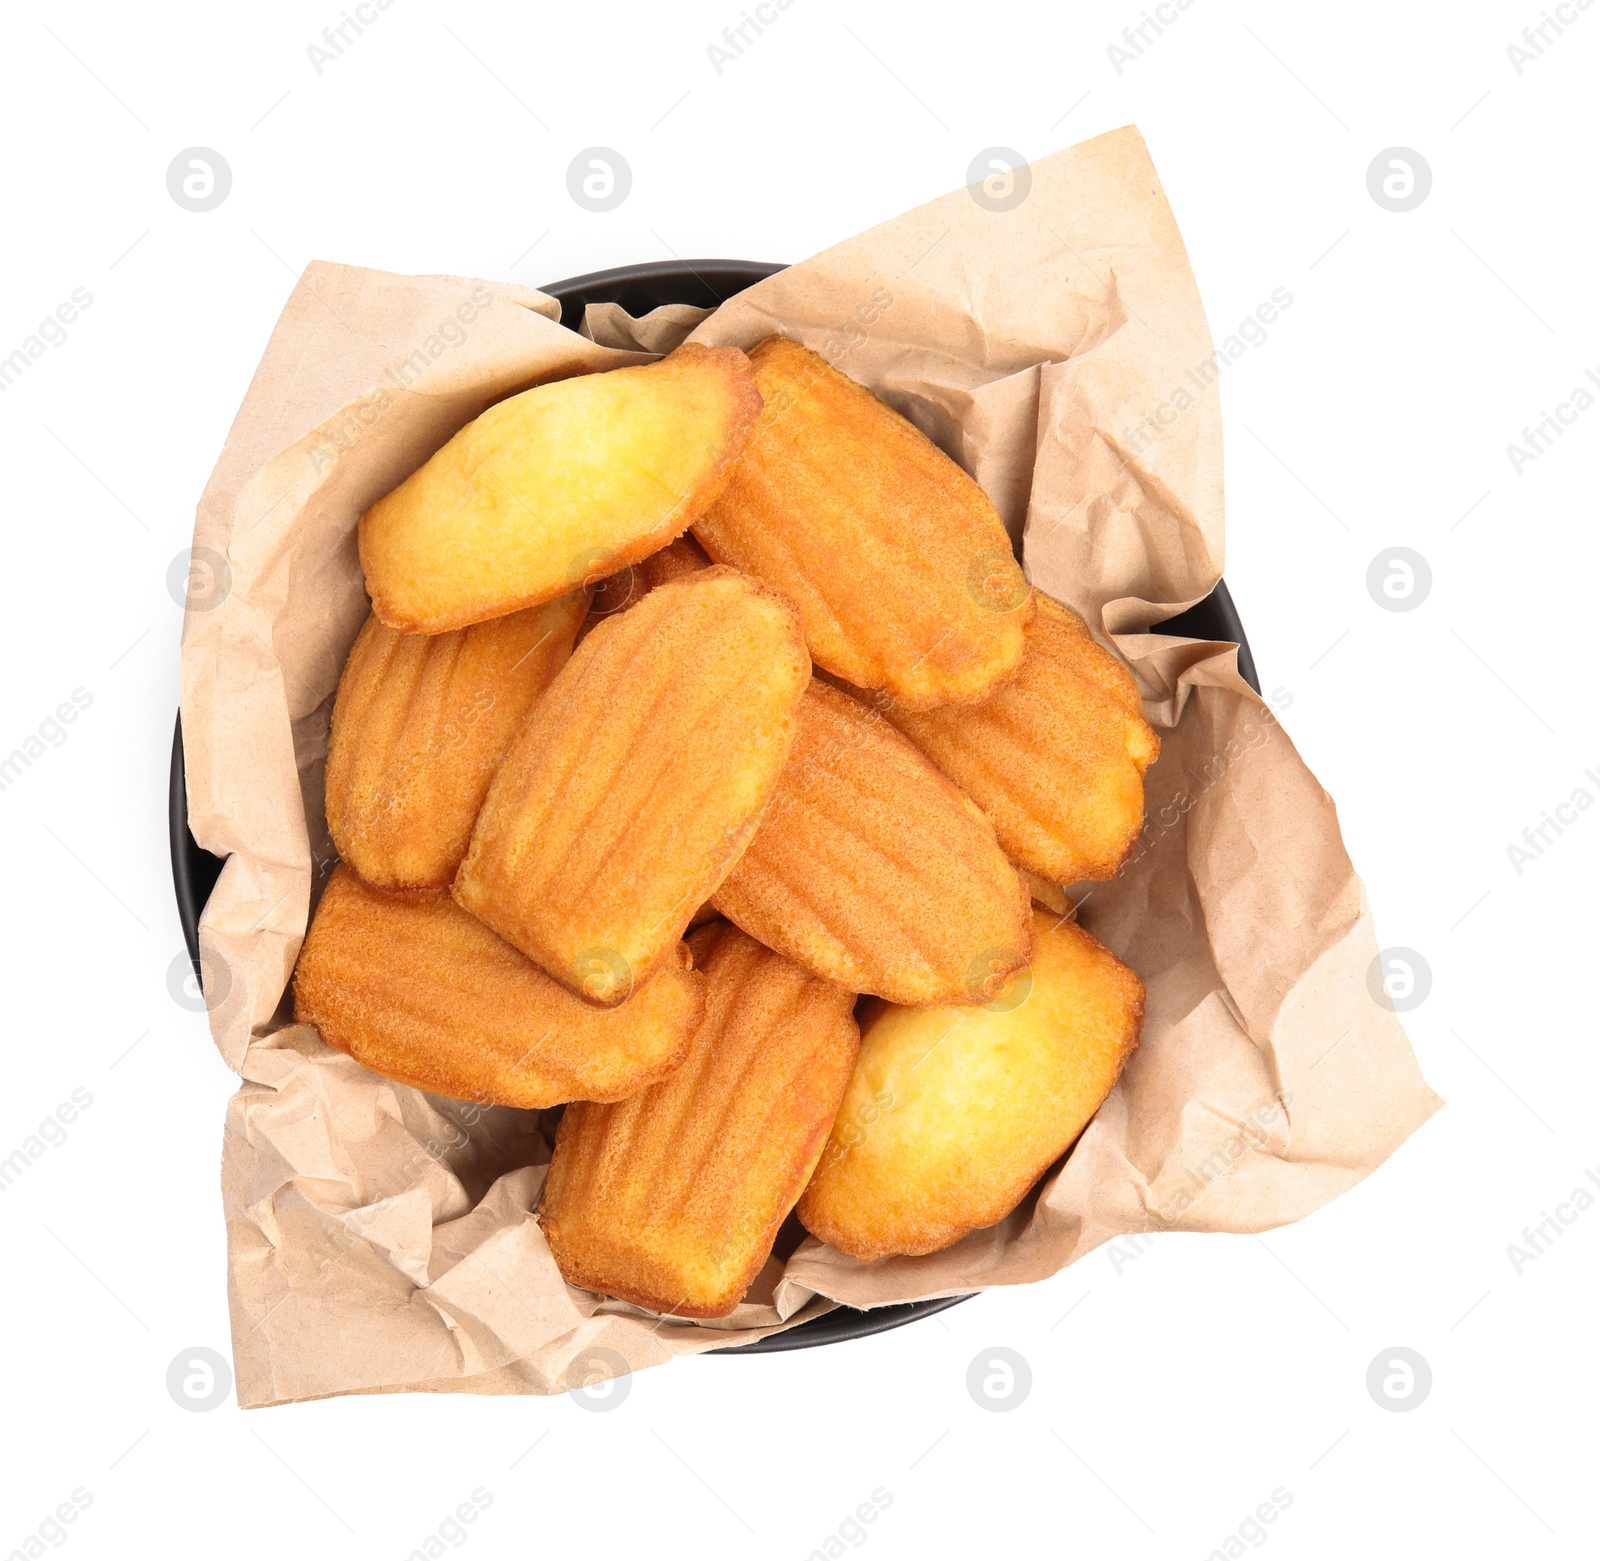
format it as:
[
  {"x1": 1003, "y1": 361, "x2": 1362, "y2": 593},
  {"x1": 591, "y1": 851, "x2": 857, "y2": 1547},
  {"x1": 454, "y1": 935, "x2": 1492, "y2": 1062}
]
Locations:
[
  {"x1": 711, "y1": 681, "x2": 1032, "y2": 1005},
  {"x1": 581, "y1": 534, "x2": 715, "y2": 635},
  {"x1": 875, "y1": 592, "x2": 1160, "y2": 884},
  {"x1": 325, "y1": 591, "x2": 589, "y2": 891},
  {"x1": 540, "y1": 923, "x2": 860, "y2": 1318},
  {"x1": 691, "y1": 336, "x2": 1032, "y2": 709},
  {"x1": 453, "y1": 567, "x2": 811, "y2": 1006},
  {"x1": 798, "y1": 910, "x2": 1143, "y2": 1260},
  {"x1": 359, "y1": 344, "x2": 761, "y2": 633},
  {"x1": 292, "y1": 867, "x2": 703, "y2": 1109}
]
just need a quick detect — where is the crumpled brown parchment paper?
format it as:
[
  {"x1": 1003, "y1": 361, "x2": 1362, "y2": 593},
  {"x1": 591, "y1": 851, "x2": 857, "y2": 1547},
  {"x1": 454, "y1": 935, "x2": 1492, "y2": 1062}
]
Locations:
[{"x1": 180, "y1": 125, "x2": 1440, "y2": 1407}]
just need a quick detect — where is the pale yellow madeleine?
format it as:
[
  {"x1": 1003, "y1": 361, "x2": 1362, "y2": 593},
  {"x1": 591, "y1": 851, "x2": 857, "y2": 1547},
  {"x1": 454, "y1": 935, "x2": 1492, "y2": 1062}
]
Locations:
[
  {"x1": 359, "y1": 344, "x2": 760, "y2": 633},
  {"x1": 798, "y1": 910, "x2": 1143, "y2": 1259}
]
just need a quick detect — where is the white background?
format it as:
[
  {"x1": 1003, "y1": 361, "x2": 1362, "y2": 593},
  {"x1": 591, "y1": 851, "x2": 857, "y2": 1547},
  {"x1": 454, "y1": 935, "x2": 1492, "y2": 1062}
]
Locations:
[{"x1": 1, "y1": 0, "x2": 1595, "y2": 1556}]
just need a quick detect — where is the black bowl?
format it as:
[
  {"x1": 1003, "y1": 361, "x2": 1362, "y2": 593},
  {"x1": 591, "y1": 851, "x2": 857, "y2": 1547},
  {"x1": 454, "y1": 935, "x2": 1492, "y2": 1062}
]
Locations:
[{"x1": 170, "y1": 258, "x2": 1258, "y2": 1355}]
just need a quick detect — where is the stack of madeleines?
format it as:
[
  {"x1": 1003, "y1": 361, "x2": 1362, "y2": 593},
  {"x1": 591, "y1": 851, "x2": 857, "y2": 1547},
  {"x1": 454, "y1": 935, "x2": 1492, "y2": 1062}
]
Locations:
[{"x1": 293, "y1": 336, "x2": 1158, "y2": 1319}]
